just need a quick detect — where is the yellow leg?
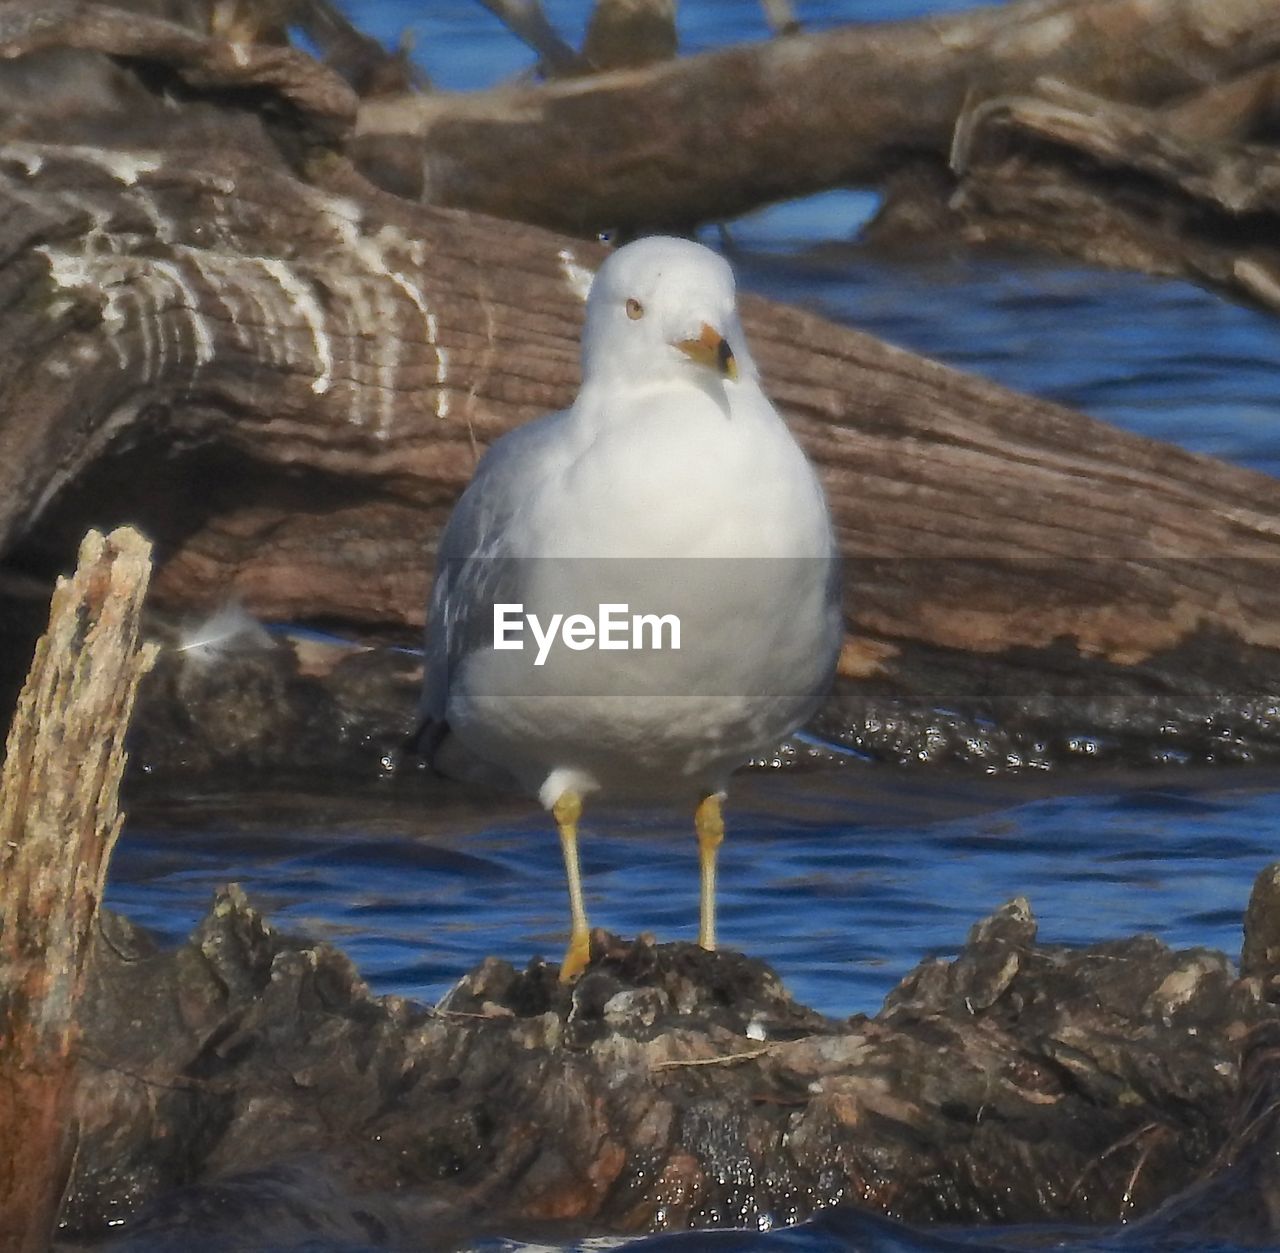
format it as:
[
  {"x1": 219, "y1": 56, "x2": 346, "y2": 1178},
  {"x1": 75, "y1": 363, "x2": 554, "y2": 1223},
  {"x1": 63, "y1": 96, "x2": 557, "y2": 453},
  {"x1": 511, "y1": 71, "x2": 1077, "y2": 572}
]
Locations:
[
  {"x1": 553, "y1": 790, "x2": 591, "y2": 982},
  {"x1": 695, "y1": 793, "x2": 726, "y2": 951}
]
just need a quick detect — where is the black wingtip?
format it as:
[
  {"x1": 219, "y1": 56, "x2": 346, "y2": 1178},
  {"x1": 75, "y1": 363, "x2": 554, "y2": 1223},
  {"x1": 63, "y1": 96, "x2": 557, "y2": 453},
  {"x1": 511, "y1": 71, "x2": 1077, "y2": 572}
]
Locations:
[{"x1": 403, "y1": 715, "x2": 450, "y2": 770}]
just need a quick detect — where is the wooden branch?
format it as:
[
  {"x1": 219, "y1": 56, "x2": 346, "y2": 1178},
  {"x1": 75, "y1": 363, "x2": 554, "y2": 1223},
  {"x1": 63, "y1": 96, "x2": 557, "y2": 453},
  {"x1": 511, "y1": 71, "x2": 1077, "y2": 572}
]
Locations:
[
  {"x1": 582, "y1": 0, "x2": 677, "y2": 72},
  {"x1": 0, "y1": 527, "x2": 156, "y2": 1252},
  {"x1": 1160, "y1": 61, "x2": 1280, "y2": 143},
  {"x1": 207, "y1": 0, "x2": 299, "y2": 45},
  {"x1": 474, "y1": 0, "x2": 587, "y2": 77},
  {"x1": 2, "y1": 0, "x2": 357, "y2": 139},
  {"x1": 292, "y1": 0, "x2": 427, "y2": 96},
  {"x1": 759, "y1": 0, "x2": 799, "y2": 36},
  {"x1": 353, "y1": 0, "x2": 1280, "y2": 233},
  {"x1": 943, "y1": 80, "x2": 1280, "y2": 313}
]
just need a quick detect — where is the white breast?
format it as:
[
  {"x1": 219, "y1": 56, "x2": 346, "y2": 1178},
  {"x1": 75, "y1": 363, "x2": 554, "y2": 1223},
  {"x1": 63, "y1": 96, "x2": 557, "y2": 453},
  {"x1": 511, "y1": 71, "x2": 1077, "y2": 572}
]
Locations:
[{"x1": 445, "y1": 377, "x2": 841, "y2": 800}]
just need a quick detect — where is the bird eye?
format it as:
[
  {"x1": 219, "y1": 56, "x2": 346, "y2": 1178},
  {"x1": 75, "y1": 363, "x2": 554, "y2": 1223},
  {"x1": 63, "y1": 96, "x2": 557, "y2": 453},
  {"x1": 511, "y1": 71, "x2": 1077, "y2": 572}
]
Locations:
[{"x1": 625, "y1": 297, "x2": 644, "y2": 320}]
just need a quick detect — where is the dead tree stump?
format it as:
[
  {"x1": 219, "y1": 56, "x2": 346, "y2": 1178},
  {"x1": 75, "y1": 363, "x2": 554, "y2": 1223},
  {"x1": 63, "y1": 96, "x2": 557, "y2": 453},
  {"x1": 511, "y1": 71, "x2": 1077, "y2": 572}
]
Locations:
[{"x1": 0, "y1": 527, "x2": 157, "y2": 1253}]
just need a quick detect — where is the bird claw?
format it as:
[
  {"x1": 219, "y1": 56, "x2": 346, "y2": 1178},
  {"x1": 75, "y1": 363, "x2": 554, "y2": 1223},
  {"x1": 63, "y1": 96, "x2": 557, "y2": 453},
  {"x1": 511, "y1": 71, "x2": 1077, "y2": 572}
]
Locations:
[{"x1": 558, "y1": 929, "x2": 592, "y2": 983}]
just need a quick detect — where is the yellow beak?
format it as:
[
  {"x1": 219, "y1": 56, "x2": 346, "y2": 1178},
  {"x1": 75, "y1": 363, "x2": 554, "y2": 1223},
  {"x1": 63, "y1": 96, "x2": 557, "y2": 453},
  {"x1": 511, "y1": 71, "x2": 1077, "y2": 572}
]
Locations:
[{"x1": 674, "y1": 323, "x2": 738, "y2": 381}]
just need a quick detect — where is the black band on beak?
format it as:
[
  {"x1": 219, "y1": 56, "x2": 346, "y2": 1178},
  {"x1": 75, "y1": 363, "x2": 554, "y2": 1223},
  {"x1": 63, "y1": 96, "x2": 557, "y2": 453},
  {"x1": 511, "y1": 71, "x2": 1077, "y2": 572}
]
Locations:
[
  {"x1": 675, "y1": 323, "x2": 740, "y2": 382},
  {"x1": 717, "y1": 336, "x2": 735, "y2": 378}
]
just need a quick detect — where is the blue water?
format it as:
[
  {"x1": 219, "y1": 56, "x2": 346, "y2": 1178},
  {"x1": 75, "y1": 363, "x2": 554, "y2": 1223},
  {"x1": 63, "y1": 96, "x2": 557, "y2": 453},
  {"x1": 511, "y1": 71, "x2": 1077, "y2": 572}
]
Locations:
[
  {"x1": 109, "y1": 1, "x2": 1280, "y2": 1249},
  {"x1": 115, "y1": 767, "x2": 1277, "y2": 1021}
]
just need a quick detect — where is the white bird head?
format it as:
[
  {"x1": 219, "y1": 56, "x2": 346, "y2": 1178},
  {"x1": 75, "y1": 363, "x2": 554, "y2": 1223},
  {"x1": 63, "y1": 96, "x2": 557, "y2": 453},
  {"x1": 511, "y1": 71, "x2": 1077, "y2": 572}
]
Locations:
[{"x1": 580, "y1": 236, "x2": 757, "y2": 393}]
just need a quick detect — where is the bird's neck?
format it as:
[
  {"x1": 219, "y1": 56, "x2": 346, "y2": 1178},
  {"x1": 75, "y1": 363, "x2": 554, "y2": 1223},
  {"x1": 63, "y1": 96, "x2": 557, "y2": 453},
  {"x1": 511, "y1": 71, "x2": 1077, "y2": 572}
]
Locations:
[{"x1": 575, "y1": 373, "x2": 751, "y2": 426}]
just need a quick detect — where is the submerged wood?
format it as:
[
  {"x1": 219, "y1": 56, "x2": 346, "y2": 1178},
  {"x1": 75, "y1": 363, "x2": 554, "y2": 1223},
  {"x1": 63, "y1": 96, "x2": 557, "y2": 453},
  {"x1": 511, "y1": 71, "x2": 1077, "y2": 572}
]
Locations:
[
  {"x1": 0, "y1": 527, "x2": 156, "y2": 1253},
  {"x1": 62, "y1": 867, "x2": 1280, "y2": 1245},
  {"x1": 0, "y1": 1, "x2": 1278, "y2": 772}
]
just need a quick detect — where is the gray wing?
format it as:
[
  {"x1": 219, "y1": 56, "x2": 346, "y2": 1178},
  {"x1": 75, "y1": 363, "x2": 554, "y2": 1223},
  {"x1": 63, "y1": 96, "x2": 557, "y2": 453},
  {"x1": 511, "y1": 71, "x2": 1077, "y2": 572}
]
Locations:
[{"x1": 415, "y1": 410, "x2": 572, "y2": 758}]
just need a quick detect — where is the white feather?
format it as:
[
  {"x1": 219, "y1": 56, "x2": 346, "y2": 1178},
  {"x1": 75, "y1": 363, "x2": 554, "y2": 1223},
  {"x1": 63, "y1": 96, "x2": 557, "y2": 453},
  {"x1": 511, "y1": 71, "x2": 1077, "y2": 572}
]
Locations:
[{"x1": 175, "y1": 603, "x2": 274, "y2": 665}]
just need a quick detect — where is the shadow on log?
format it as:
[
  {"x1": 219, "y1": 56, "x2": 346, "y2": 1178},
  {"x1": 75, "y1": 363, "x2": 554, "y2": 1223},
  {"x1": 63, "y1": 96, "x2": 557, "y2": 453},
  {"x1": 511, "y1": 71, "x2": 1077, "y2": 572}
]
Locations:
[{"x1": 57, "y1": 867, "x2": 1280, "y2": 1247}]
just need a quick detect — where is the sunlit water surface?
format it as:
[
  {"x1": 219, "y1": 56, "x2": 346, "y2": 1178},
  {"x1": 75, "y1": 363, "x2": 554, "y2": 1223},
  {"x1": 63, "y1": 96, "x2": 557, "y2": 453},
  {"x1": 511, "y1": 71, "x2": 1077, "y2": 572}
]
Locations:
[{"x1": 106, "y1": 0, "x2": 1280, "y2": 1249}]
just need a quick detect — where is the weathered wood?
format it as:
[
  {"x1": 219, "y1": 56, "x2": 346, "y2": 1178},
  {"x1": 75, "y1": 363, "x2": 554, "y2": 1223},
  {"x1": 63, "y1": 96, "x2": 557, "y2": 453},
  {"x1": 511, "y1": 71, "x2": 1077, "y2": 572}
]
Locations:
[
  {"x1": 475, "y1": 0, "x2": 587, "y2": 77},
  {"x1": 1160, "y1": 61, "x2": 1280, "y2": 143},
  {"x1": 1243, "y1": 862, "x2": 1280, "y2": 986},
  {"x1": 58, "y1": 879, "x2": 1280, "y2": 1242},
  {"x1": 0, "y1": 527, "x2": 157, "y2": 1252},
  {"x1": 927, "y1": 80, "x2": 1280, "y2": 313},
  {"x1": 0, "y1": 1, "x2": 1279, "y2": 770},
  {"x1": 582, "y1": 0, "x2": 676, "y2": 72},
  {"x1": 759, "y1": 0, "x2": 799, "y2": 37},
  {"x1": 352, "y1": 0, "x2": 1280, "y2": 234},
  {"x1": 0, "y1": 0, "x2": 357, "y2": 139}
]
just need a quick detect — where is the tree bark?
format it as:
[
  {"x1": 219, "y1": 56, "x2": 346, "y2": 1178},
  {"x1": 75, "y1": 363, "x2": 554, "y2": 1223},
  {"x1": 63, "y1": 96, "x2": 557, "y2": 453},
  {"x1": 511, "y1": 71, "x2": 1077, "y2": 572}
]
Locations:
[
  {"x1": 352, "y1": 0, "x2": 1280, "y2": 234},
  {"x1": 0, "y1": 527, "x2": 157, "y2": 1252}
]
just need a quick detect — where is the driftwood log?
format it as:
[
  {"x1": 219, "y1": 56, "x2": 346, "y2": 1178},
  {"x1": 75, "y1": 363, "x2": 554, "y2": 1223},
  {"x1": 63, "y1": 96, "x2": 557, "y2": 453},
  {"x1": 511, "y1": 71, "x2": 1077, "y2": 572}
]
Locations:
[
  {"x1": 0, "y1": 0, "x2": 1278, "y2": 776},
  {"x1": 352, "y1": 0, "x2": 1280, "y2": 234},
  {"x1": 350, "y1": 0, "x2": 1280, "y2": 314},
  {"x1": 861, "y1": 77, "x2": 1280, "y2": 315},
  {"x1": 58, "y1": 872, "x2": 1280, "y2": 1245},
  {"x1": 0, "y1": 528, "x2": 155, "y2": 1253}
]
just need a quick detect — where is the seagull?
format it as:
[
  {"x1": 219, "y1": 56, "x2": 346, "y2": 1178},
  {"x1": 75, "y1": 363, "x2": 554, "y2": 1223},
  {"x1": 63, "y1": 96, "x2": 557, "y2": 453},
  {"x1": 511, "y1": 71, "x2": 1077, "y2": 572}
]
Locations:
[{"x1": 417, "y1": 236, "x2": 841, "y2": 981}]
